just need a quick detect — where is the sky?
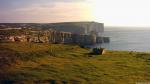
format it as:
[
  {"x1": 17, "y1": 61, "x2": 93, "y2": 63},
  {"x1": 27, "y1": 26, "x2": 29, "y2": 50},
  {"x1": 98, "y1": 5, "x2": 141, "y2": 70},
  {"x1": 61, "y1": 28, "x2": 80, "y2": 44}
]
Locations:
[{"x1": 0, "y1": 0, "x2": 150, "y2": 27}]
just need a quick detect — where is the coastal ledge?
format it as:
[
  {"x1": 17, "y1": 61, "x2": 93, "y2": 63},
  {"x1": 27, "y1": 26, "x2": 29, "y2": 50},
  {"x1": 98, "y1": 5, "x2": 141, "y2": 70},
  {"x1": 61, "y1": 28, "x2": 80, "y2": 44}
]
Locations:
[
  {"x1": 0, "y1": 28, "x2": 110, "y2": 45},
  {"x1": 0, "y1": 42, "x2": 150, "y2": 84}
]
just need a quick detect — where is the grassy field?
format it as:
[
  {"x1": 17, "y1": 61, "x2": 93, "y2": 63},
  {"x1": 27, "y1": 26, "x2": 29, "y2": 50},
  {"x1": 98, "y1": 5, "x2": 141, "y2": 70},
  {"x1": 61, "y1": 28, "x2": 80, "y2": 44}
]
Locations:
[{"x1": 0, "y1": 42, "x2": 150, "y2": 84}]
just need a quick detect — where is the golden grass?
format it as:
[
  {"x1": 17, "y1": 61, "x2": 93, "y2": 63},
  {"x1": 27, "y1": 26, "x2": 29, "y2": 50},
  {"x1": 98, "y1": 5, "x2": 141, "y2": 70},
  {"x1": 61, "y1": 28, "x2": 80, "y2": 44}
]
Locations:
[{"x1": 0, "y1": 42, "x2": 150, "y2": 84}]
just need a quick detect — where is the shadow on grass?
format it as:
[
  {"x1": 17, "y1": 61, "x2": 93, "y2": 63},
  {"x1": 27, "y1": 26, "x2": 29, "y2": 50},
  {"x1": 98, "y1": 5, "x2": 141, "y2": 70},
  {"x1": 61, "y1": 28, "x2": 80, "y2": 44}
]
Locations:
[{"x1": 136, "y1": 53, "x2": 150, "y2": 60}]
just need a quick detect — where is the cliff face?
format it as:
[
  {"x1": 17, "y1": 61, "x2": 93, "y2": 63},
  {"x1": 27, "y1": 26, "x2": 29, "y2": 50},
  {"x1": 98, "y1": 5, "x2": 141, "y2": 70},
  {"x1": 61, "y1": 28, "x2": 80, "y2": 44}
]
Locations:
[
  {"x1": 0, "y1": 22, "x2": 104, "y2": 35},
  {"x1": 49, "y1": 22, "x2": 104, "y2": 35}
]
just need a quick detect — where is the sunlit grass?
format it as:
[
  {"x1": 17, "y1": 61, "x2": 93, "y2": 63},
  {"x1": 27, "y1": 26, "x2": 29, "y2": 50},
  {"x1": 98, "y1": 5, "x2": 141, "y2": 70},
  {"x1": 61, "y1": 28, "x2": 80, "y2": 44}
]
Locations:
[{"x1": 0, "y1": 43, "x2": 150, "y2": 84}]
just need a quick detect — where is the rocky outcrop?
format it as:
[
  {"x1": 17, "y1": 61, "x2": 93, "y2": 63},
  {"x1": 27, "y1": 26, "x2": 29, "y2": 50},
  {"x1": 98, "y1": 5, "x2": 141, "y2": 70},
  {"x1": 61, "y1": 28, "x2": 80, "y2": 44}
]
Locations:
[
  {"x1": 0, "y1": 35, "x2": 27, "y2": 42},
  {"x1": 48, "y1": 30, "x2": 72, "y2": 43},
  {"x1": 0, "y1": 25, "x2": 109, "y2": 45},
  {"x1": 72, "y1": 34, "x2": 97, "y2": 45},
  {"x1": 96, "y1": 37, "x2": 110, "y2": 43}
]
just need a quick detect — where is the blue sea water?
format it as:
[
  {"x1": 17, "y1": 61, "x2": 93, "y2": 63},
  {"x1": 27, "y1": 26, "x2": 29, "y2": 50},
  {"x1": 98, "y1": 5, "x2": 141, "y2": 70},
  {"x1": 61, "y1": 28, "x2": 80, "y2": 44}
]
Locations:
[{"x1": 91, "y1": 29, "x2": 150, "y2": 52}]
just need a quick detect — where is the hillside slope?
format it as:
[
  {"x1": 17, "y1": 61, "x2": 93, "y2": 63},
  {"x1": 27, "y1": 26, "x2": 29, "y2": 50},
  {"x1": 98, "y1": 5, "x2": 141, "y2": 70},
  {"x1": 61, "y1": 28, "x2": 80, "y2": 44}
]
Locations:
[{"x1": 0, "y1": 43, "x2": 150, "y2": 84}]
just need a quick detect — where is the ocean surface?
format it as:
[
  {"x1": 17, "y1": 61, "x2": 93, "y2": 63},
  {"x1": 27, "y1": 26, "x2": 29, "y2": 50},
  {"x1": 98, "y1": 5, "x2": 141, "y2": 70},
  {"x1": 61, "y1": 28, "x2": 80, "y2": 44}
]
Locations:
[{"x1": 90, "y1": 29, "x2": 150, "y2": 52}]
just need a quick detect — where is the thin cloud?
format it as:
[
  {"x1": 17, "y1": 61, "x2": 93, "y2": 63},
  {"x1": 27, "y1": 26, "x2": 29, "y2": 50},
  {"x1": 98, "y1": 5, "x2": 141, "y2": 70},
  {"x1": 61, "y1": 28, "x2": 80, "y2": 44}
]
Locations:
[{"x1": 0, "y1": 2, "x2": 93, "y2": 23}]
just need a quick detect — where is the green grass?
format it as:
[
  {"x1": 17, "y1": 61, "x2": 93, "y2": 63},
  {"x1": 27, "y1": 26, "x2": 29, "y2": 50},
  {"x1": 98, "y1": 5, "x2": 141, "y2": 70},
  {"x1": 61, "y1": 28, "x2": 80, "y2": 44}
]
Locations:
[{"x1": 0, "y1": 42, "x2": 150, "y2": 84}]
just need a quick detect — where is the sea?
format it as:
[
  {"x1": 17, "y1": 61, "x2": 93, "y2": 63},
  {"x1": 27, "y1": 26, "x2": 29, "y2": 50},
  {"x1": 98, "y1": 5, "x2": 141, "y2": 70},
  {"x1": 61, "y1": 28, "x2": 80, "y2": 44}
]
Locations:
[{"x1": 89, "y1": 28, "x2": 150, "y2": 52}]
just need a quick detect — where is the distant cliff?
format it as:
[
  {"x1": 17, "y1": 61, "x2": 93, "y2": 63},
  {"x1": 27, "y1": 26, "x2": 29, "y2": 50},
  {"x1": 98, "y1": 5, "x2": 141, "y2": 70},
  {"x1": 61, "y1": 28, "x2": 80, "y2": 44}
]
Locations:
[
  {"x1": 0, "y1": 21, "x2": 104, "y2": 35},
  {"x1": 49, "y1": 22, "x2": 104, "y2": 35}
]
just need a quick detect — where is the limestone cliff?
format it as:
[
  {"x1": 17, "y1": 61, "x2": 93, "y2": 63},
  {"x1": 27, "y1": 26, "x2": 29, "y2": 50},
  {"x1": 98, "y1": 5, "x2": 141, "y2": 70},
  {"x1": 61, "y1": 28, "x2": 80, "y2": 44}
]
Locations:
[
  {"x1": 49, "y1": 21, "x2": 104, "y2": 35},
  {"x1": 0, "y1": 22, "x2": 104, "y2": 35}
]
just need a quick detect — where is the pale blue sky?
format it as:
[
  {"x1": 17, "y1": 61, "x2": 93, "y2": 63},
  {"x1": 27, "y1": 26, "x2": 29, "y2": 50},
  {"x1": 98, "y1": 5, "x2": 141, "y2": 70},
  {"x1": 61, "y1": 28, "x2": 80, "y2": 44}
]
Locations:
[{"x1": 0, "y1": 0, "x2": 150, "y2": 27}]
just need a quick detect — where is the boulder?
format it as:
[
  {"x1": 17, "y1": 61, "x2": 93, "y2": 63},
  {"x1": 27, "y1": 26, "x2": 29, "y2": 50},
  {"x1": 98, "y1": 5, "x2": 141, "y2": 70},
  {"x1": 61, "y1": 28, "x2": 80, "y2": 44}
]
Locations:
[{"x1": 92, "y1": 48, "x2": 106, "y2": 55}]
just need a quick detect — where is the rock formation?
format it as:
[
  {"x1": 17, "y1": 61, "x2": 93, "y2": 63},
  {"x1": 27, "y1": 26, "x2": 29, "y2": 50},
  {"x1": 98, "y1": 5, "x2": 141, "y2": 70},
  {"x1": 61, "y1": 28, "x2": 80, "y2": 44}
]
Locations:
[{"x1": 49, "y1": 21, "x2": 104, "y2": 35}]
